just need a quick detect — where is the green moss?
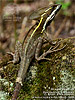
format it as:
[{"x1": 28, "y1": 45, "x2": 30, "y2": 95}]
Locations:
[{"x1": 0, "y1": 37, "x2": 75, "y2": 100}]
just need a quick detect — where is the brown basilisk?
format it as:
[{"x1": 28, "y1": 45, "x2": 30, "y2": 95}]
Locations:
[{"x1": 9, "y1": 4, "x2": 62, "y2": 100}]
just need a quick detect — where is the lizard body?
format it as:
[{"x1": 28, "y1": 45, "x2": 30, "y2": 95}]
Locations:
[{"x1": 11, "y1": 4, "x2": 62, "y2": 100}]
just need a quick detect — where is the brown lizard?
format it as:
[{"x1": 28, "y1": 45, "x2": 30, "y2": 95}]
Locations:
[{"x1": 9, "y1": 4, "x2": 62, "y2": 100}]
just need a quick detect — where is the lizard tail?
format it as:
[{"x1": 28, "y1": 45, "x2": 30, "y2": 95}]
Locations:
[{"x1": 11, "y1": 82, "x2": 21, "y2": 100}]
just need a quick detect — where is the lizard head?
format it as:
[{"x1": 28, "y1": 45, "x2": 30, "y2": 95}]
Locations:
[
  {"x1": 29, "y1": 4, "x2": 62, "y2": 21},
  {"x1": 29, "y1": 4, "x2": 62, "y2": 32}
]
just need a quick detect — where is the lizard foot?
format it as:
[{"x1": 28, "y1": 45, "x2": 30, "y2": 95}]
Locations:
[
  {"x1": 36, "y1": 44, "x2": 67, "y2": 61},
  {"x1": 7, "y1": 52, "x2": 20, "y2": 64},
  {"x1": 7, "y1": 52, "x2": 14, "y2": 56}
]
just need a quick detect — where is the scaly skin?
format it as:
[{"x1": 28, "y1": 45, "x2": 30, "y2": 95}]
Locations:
[{"x1": 11, "y1": 4, "x2": 62, "y2": 100}]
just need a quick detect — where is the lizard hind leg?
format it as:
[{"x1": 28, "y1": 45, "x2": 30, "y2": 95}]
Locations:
[{"x1": 7, "y1": 41, "x2": 23, "y2": 64}]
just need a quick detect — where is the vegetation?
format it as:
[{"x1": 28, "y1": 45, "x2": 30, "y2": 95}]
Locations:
[{"x1": 0, "y1": 0, "x2": 75, "y2": 100}]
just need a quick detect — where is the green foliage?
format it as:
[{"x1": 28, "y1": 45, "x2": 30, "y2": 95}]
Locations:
[{"x1": 61, "y1": 2, "x2": 71, "y2": 10}]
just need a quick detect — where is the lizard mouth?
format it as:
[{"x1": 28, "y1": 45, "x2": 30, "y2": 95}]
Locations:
[
  {"x1": 55, "y1": 4, "x2": 62, "y2": 14},
  {"x1": 49, "y1": 4, "x2": 62, "y2": 21}
]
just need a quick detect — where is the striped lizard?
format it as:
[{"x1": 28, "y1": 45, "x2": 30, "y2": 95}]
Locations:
[{"x1": 10, "y1": 4, "x2": 62, "y2": 100}]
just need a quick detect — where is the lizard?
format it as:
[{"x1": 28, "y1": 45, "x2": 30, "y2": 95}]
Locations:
[{"x1": 9, "y1": 4, "x2": 62, "y2": 100}]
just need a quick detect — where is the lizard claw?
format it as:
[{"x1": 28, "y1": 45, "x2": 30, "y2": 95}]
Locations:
[
  {"x1": 7, "y1": 52, "x2": 15, "y2": 64},
  {"x1": 7, "y1": 52, "x2": 19, "y2": 64},
  {"x1": 36, "y1": 56, "x2": 51, "y2": 61},
  {"x1": 7, "y1": 52, "x2": 14, "y2": 56},
  {"x1": 7, "y1": 60, "x2": 14, "y2": 64}
]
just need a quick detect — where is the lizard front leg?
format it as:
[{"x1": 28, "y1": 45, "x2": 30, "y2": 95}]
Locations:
[
  {"x1": 35, "y1": 38, "x2": 67, "y2": 61},
  {"x1": 34, "y1": 36, "x2": 52, "y2": 61}
]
